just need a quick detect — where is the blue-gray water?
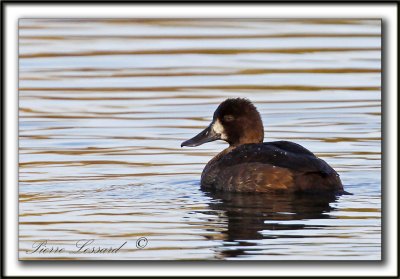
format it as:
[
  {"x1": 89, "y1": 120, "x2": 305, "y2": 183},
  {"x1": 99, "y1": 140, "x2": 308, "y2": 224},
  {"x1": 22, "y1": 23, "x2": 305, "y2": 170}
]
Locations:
[{"x1": 19, "y1": 19, "x2": 381, "y2": 260}]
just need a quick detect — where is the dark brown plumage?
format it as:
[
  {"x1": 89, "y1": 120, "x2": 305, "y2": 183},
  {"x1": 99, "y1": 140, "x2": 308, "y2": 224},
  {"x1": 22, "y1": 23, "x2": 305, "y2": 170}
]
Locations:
[{"x1": 181, "y1": 98, "x2": 345, "y2": 194}]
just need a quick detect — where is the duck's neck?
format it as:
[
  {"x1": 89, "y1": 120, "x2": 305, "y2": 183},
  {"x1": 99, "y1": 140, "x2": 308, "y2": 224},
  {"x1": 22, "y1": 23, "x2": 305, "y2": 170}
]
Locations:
[{"x1": 229, "y1": 138, "x2": 263, "y2": 148}]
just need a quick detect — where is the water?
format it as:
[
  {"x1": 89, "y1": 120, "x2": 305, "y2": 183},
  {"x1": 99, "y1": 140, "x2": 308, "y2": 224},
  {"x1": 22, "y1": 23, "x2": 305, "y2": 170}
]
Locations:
[{"x1": 19, "y1": 19, "x2": 381, "y2": 260}]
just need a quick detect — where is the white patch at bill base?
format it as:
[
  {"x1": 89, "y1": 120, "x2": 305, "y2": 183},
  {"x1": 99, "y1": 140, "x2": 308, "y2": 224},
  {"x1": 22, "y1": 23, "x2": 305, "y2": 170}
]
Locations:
[{"x1": 212, "y1": 119, "x2": 227, "y2": 140}]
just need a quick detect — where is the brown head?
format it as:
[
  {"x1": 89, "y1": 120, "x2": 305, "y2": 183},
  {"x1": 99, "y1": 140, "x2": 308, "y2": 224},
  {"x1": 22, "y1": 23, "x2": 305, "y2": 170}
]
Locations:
[{"x1": 181, "y1": 98, "x2": 264, "y2": 147}]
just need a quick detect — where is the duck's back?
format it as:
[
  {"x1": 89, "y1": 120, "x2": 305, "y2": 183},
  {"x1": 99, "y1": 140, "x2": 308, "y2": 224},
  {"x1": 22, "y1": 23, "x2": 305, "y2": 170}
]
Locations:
[{"x1": 201, "y1": 141, "x2": 343, "y2": 194}]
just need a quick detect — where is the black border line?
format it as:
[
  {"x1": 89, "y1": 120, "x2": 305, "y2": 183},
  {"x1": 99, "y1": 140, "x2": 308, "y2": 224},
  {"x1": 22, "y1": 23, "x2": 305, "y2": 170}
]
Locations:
[{"x1": 1, "y1": 0, "x2": 398, "y2": 278}]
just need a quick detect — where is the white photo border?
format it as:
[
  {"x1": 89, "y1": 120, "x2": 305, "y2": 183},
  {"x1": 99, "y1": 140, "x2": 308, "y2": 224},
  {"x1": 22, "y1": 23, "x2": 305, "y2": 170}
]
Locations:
[{"x1": 3, "y1": 2, "x2": 398, "y2": 277}]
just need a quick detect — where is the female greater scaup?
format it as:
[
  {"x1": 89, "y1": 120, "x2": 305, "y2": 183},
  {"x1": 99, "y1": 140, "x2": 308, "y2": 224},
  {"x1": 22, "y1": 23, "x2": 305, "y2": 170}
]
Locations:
[{"x1": 181, "y1": 98, "x2": 345, "y2": 194}]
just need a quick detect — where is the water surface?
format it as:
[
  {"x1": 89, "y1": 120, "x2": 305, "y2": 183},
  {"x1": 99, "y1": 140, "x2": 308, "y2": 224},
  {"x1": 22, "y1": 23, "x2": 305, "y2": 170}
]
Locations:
[{"x1": 19, "y1": 19, "x2": 381, "y2": 260}]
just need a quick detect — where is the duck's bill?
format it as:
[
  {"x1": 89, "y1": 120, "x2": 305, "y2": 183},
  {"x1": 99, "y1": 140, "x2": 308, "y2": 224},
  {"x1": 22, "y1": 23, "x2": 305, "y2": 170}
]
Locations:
[{"x1": 181, "y1": 124, "x2": 220, "y2": 147}]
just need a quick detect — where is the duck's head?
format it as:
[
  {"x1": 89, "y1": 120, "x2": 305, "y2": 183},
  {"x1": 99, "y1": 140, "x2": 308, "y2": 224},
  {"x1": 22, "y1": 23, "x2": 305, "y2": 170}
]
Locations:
[{"x1": 181, "y1": 98, "x2": 264, "y2": 148}]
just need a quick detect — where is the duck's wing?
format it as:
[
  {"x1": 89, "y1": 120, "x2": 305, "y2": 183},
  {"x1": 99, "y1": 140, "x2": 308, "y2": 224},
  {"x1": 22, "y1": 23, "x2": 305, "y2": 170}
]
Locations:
[
  {"x1": 220, "y1": 141, "x2": 336, "y2": 176},
  {"x1": 268, "y1": 140, "x2": 315, "y2": 156}
]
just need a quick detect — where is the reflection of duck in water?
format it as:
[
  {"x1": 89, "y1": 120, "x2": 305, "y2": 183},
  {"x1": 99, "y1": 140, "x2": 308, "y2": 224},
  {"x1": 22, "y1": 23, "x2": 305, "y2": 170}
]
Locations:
[
  {"x1": 203, "y1": 191, "x2": 337, "y2": 259},
  {"x1": 182, "y1": 98, "x2": 346, "y2": 194}
]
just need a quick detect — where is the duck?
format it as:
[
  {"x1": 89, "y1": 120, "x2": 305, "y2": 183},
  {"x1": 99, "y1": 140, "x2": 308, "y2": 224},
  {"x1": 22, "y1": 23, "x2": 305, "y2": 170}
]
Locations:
[{"x1": 181, "y1": 98, "x2": 345, "y2": 194}]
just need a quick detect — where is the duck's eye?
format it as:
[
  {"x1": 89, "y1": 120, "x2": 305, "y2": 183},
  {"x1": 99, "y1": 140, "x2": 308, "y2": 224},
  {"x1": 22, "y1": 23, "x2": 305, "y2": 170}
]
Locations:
[{"x1": 223, "y1": 115, "x2": 235, "y2": 122}]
